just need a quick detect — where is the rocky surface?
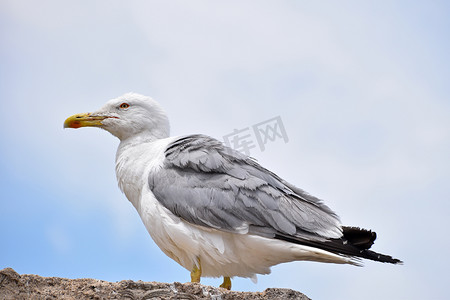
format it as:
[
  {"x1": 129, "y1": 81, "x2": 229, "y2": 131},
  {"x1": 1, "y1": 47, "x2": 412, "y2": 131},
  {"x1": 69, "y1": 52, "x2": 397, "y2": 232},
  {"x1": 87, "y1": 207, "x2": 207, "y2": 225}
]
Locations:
[{"x1": 0, "y1": 268, "x2": 310, "y2": 300}]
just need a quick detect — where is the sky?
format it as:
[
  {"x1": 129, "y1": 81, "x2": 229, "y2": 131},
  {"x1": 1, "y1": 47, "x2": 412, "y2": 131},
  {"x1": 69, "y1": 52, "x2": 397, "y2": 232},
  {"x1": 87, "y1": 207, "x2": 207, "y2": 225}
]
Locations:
[{"x1": 1, "y1": 1, "x2": 449, "y2": 299}]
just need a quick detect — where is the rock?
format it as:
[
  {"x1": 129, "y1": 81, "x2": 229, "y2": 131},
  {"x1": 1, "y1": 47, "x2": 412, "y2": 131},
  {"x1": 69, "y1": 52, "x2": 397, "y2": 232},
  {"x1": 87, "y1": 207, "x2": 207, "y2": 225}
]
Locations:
[{"x1": 0, "y1": 267, "x2": 311, "y2": 300}]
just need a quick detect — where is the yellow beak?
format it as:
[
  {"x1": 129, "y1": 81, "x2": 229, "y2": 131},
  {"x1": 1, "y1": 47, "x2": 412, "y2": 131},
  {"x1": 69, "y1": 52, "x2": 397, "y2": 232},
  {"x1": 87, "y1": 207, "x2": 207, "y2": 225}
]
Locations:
[{"x1": 64, "y1": 113, "x2": 109, "y2": 129}]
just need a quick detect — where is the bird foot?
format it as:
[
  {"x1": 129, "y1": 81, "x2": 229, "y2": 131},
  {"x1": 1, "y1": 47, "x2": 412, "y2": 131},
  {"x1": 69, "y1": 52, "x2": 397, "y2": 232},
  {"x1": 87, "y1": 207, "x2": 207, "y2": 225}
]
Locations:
[
  {"x1": 190, "y1": 259, "x2": 202, "y2": 283},
  {"x1": 219, "y1": 276, "x2": 232, "y2": 290}
]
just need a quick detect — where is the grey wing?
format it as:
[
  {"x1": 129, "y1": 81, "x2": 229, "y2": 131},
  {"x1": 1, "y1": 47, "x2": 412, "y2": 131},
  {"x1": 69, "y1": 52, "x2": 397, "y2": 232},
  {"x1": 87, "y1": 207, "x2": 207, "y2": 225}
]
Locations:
[{"x1": 148, "y1": 134, "x2": 343, "y2": 241}]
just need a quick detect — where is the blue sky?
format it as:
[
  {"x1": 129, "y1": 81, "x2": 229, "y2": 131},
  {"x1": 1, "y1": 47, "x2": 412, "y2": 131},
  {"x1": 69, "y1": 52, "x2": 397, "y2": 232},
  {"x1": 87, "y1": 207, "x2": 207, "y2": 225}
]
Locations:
[{"x1": 1, "y1": 1, "x2": 449, "y2": 299}]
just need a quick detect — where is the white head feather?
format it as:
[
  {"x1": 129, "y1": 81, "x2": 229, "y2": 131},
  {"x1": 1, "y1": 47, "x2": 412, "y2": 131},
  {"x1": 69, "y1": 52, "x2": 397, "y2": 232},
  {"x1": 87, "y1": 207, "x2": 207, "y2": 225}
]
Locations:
[{"x1": 93, "y1": 93, "x2": 170, "y2": 142}]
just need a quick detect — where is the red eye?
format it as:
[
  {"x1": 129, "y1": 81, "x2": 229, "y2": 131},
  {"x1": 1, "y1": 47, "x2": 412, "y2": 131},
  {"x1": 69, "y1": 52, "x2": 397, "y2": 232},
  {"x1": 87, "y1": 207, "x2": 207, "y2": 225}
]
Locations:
[{"x1": 119, "y1": 103, "x2": 130, "y2": 109}]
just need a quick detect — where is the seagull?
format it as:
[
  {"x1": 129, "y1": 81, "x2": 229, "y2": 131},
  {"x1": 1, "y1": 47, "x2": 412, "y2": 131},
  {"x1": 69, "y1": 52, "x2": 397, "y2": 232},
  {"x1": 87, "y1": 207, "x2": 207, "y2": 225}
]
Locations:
[{"x1": 64, "y1": 93, "x2": 401, "y2": 290}]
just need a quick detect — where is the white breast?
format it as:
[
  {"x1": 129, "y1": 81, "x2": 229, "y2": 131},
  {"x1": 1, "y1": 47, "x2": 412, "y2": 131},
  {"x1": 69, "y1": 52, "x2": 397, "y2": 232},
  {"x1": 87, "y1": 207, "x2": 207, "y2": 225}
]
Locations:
[{"x1": 115, "y1": 137, "x2": 173, "y2": 211}]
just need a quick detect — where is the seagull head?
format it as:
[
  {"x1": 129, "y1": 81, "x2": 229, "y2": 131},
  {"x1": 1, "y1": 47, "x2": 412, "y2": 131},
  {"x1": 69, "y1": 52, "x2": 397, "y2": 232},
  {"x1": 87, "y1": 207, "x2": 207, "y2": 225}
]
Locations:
[{"x1": 64, "y1": 93, "x2": 170, "y2": 141}]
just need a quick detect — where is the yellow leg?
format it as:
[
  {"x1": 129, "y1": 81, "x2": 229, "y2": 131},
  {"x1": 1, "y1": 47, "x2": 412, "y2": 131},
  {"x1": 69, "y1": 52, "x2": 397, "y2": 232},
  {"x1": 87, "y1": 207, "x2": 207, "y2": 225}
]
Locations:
[
  {"x1": 219, "y1": 276, "x2": 232, "y2": 290},
  {"x1": 190, "y1": 258, "x2": 201, "y2": 283}
]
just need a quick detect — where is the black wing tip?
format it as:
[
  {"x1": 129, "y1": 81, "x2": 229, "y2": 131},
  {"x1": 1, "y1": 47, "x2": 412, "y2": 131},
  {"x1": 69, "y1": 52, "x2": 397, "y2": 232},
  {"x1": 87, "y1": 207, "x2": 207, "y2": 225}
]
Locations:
[
  {"x1": 342, "y1": 226, "x2": 377, "y2": 250},
  {"x1": 358, "y1": 249, "x2": 403, "y2": 265},
  {"x1": 342, "y1": 226, "x2": 403, "y2": 264},
  {"x1": 275, "y1": 229, "x2": 403, "y2": 265}
]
